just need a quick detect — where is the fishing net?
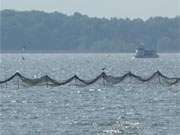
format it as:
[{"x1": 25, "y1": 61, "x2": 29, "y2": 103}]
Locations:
[{"x1": 0, "y1": 71, "x2": 179, "y2": 88}]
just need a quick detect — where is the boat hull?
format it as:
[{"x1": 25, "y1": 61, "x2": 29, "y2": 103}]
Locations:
[
  {"x1": 134, "y1": 47, "x2": 159, "y2": 58},
  {"x1": 134, "y1": 55, "x2": 159, "y2": 58}
]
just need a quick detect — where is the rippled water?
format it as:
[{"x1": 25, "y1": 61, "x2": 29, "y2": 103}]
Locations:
[{"x1": 0, "y1": 53, "x2": 180, "y2": 135}]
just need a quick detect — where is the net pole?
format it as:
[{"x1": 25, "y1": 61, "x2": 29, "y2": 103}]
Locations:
[
  {"x1": 17, "y1": 77, "x2": 20, "y2": 89},
  {"x1": 46, "y1": 75, "x2": 48, "y2": 88},
  {"x1": 102, "y1": 72, "x2": 105, "y2": 87},
  {"x1": 74, "y1": 75, "x2": 77, "y2": 87},
  {"x1": 158, "y1": 74, "x2": 161, "y2": 85},
  {"x1": 103, "y1": 77, "x2": 105, "y2": 87}
]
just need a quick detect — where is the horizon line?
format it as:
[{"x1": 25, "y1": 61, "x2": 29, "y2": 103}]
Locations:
[{"x1": 1, "y1": 9, "x2": 179, "y2": 21}]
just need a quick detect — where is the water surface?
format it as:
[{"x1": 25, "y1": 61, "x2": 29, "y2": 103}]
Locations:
[{"x1": 0, "y1": 53, "x2": 180, "y2": 135}]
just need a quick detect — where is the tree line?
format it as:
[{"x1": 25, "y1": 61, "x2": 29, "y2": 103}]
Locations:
[{"x1": 1, "y1": 10, "x2": 179, "y2": 52}]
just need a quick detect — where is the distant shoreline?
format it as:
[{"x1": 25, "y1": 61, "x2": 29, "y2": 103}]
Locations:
[
  {"x1": 1, "y1": 10, "x2": 179, "y2": 53},
  {"x1": 0, "y1": 50, "x2": 179, "y2": 54}
]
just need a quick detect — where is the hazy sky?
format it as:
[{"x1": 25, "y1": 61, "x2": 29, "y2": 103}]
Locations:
[{"x1": 1, "y1": 0, "x2": 179, "y2": 19}]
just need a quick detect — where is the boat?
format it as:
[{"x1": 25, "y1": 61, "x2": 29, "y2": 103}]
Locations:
[{"x1": 134, "y1": 47, "x2": 159, "y2": 58}]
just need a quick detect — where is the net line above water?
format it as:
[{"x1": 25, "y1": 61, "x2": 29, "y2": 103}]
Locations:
[{"x1": 0, "y1": 71, "x2": 180, "y2": 88}]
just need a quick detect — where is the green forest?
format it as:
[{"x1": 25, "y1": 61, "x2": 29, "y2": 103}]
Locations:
[{"x1": 1, "y1": 10, "x2": 179, "y2": 52}]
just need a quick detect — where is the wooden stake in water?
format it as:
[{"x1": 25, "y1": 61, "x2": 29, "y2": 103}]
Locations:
[
  {"x1": 102, "y1": 72, "x2": 106, "y2": 87},
  {"x1": 46, "y1": 75, "x2": 48, "y2": 88},
  {"x1": 17, "y1": 77, "x2": 20, "y2": 89},
  {"x1": 101, "y1": 68, "x2": 106, "y2": 87},
  {"x1": 158, "y1": 73, "x2": 161, "y2": 84},
  {"x1": 74, "y1": 75, "x2": 77, "y2": 87}
]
